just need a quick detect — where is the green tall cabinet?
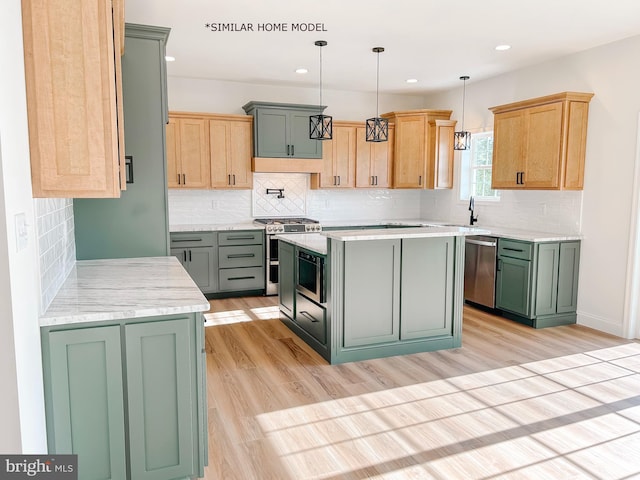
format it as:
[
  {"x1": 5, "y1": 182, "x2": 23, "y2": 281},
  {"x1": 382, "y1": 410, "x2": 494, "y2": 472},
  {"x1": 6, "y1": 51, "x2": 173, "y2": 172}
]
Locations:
[
  {"x1": 41, "y1": 314, "x2": 207, "y2": 480},
  {"x1": 74, "y1": 24, "x2": 171, "y2": 259}
]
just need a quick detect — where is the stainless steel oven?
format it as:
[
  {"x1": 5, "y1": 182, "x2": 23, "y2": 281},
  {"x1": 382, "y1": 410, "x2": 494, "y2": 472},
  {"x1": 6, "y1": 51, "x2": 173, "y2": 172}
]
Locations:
[
  {"x1": 254, "y1": 217, "x2": 322, "y2": 295},
  {"x1": 296, "y1": 250, "x2": 325, "y2": 304}
]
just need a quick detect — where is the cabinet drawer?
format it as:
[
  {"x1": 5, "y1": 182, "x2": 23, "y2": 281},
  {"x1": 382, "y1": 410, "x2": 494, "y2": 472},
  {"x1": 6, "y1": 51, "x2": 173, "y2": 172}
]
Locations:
[
  {"x1": 170, "y1": 232, "x2": 215, "y2": 248},
  {"x1": 219, "y1": 245, "x2": 263, "y2": 268},
  {"x1": 498, "y1": 239, "x2": 533, "y2": 260},
  {"x1": 295, "y1": 292, "x2": 327, "y2": 345},
  {"x1": 219, "y1": 267, "x2": 264, "y2": 291},
  {"x1": 218, "y1": 230, "x2": 263, "y2": 246}
]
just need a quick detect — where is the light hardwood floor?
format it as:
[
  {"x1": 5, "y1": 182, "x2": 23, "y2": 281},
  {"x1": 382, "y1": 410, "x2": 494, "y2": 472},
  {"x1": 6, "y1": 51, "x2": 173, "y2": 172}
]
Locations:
[{"x1": 203, "y1": 296, "x2": 640, "y2": 480}]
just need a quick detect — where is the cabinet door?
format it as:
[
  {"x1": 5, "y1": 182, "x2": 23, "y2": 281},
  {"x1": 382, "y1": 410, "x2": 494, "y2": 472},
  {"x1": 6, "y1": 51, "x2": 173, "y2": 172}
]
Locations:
[
  {"x1": 188, "y1": 247, "x2": 217, "y2": 293},
  {"x1": 433, "y1": 120, "x2": 456, "y2": 189},
  {"x1": 125, "y1": 318, "x2": 196, "y2": 480},
  {"x1": 355, "y1": 126, "x2": 393, "y2": 188},
  {"x1": 523, "y1": 102, "x2": 563, "y2": 188},
  {"x1": 255, "y1": 109, "x2": 289, "y2": 157},
  {"x1": 171, "y1": 247, "x2": 187, "y2": 268},
  {"x1": 343, "y1": 240, "x2": 400, "y2": 347},
  {"x1": 534, "y1": 243, "x2": 560, "y2": 316},
  {"x1": 22, "y1": 0, "x2": 121, "y2": 198},
  {"x1": 492, "y1": 110, "x2": 526, "y2": 189},
  {"x1": 228, "y1": 119, "x2": 253, "y2": 188},
  {"x1": 557, "y1": 242, "x2": 580, "y2": 313},
  {"x1": 496, "y1": 256, "x2": 532, "y2": 317},
  {"x1": 393, "y1": 115, "x2": 426, "y2": 188},
  {"x1": 290, "y1": 111, "x2": 323, "y2": 158},
  {"x1": 178, "y1": 118, "x2": 211, "y2": 188},
  {"x1": 401, "y1": 237, "x2": 454, "y2": 339},
  {"x1": 209, "y1": 118, "x2": 253, "y2": 189},
  {"x1": 317, "y1": 125, "x2": 356, "y2": 188},
  {"x1": 278, "y1": 240, "x2": 296, "y2": 318},
  {"x1": 46, "y1": 326, "x2": 127, "y2": 480}
]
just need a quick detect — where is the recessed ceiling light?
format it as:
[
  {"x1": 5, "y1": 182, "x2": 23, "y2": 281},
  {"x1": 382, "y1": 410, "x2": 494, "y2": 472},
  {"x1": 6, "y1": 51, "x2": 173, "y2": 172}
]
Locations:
[
  {"x1": 495, "y1": 44, "x2": 511, "y2": 51},
  {"x1": 165, "y1": 55, "x2": 175, "y2": 62},
  {"x1": 295, "y1": 68, "x2": 308, "y2": 74},
  {"x1": 406, "y1": 78, "x2": 418, "y2": 84}
]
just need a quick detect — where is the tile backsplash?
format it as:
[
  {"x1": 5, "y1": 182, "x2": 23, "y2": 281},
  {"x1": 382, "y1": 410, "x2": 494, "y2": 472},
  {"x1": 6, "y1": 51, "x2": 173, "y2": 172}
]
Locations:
[
  {"x1": 35, "y1": 198, "x2": 76, "y2": 312},
  {"x1": 168, "y1": 173, "x2": 422, "y2": 225}
]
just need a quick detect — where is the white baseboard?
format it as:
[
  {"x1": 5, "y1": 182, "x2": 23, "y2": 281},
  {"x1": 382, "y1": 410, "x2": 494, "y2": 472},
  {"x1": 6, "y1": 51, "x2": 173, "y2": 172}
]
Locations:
[{"x1": 577, "y1": 311, "x2": 627, "y2": 338}]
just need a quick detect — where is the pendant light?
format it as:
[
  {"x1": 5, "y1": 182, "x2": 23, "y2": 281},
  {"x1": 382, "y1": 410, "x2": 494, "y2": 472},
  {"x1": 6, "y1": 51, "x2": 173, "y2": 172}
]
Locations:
[
  {"x1": 454, "y1": 75, "x2": 471, "y2": 150},
  {"x1": 366, "y1": 47, "x2": 388, "y2": 142},
  {"x1": 309, "y1": 40, "x2": 332, "y2": 140}
]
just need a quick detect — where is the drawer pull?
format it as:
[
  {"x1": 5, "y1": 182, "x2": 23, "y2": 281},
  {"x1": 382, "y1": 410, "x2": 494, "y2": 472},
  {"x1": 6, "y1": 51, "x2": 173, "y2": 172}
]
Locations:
[
  {"x1": 503, "y1": 247, "x2": 524, "y2": 252},
  {"x1": 225, "y1": 236, "x2": 256, "y2": 241},
  {"x1": 228, "y1": 276, "x2": 255, "y2": 281},
  {"x1": 227, "y1": 253, "x2": 255, "y2": 259},
  {"x1": 172, "y1": 238, "x2": 202, "y2": 243},
  {"x1": 299, "y1": 311, "x2": 319, "y2": 323}
]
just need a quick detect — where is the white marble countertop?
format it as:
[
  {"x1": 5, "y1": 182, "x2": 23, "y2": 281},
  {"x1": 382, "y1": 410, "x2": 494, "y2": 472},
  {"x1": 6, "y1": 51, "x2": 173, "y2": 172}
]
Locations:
[
  {"x1": 170, "y1": 223, "x2": 264, "y2": 232},
  {"x1": 323, "y1": 226, "x2": 490, "y2": 242},
  {"x1": 170, "y1": 219, "x2": 581, "y2": 242},
  {"x1": 40, "y1": 257, "x2": 210, "y2": 327},
  {"x1": 276, "y1": 233, "x2": 328, "y2": 255}
]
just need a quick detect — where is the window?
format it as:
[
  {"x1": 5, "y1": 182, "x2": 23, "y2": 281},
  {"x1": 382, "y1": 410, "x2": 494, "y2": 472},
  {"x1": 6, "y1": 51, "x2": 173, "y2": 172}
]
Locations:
[{"x1": 459, "y1": 131, "x2": 499, "y2": 201}]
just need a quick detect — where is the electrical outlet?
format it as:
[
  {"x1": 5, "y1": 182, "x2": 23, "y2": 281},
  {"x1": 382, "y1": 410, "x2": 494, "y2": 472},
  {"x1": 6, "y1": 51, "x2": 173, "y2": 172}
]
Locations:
[
  {"x1": 211, "y1": 200, "x2": 219, "y2": 209},
  {"x1": 15, "y1": 213, "x2": 28, "y2": 251}
]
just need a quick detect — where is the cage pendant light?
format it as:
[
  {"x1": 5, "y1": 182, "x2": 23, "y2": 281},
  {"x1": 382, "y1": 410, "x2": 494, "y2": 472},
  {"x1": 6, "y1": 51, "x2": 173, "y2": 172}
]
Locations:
[
  {"x1": 309, "y1": 40, "x2": 332, "y2": 140},
  {"x1": 454, "y1": 75, "x2": 471, "y2": 150},
  {"x1": 366, "y1": 47, "x2": 388, "y2": 142}
]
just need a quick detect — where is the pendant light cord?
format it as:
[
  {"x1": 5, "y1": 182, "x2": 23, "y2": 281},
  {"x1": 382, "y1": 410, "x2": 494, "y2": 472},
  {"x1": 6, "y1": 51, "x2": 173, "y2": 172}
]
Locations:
[
  {"x1": 376, "y1": 50, "x2": 380, "y2": 117},
  {"x1": 319, "y1": 45, "x2": 323, "y2": 109},
  {"x1": 461, "y1": 77, "x2": 466, "y2": 131}
]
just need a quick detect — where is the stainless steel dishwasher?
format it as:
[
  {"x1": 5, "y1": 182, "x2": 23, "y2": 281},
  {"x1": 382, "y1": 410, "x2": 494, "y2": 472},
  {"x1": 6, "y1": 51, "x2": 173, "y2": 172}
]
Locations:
[{"x1": 464, "y1": 236, "x2": 498, "y2": 308}]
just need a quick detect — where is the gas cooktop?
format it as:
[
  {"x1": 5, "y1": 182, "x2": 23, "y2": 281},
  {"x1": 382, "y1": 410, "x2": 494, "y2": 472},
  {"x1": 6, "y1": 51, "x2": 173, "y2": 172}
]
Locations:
[{"x1": 254, "y1": 217, "x2": 322, "y2": 233}]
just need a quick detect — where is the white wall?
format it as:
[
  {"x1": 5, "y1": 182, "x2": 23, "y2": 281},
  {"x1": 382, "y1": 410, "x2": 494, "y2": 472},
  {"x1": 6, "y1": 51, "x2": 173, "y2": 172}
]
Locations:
[
  {"x1": 424, "y1": 34, "x2": 640, "y2": 338},
  {"x1": 0, "y1": 0, "x2": 47, "y2": 452},
  {"x1": 168, "y1": 76, "x2": 425, "y2": 118}
]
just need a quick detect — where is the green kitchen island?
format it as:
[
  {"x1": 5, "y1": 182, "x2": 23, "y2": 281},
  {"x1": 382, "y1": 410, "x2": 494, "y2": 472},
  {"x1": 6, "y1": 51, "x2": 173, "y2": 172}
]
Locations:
[{"x1": 277, "y1": 226, "x2": 484, "y2": 364}]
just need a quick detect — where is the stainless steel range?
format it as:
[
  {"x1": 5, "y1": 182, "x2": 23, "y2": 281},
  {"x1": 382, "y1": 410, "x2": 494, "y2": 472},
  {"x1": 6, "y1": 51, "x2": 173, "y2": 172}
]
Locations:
[{"x1": 254, "y1": 217, "x2": 322, "y2": 295}]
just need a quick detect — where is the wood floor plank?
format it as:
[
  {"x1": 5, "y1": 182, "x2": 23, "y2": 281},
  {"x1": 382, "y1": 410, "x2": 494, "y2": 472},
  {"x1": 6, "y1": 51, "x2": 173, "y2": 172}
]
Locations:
[{"x1": 202, "y1": 296, "x2": 640, "y2": 480}]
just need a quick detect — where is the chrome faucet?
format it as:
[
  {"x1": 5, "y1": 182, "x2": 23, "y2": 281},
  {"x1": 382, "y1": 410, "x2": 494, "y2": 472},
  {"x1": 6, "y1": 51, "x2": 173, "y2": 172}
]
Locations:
[{"x1": 469, "y1": 196, "x2": 478, "y2": 225}]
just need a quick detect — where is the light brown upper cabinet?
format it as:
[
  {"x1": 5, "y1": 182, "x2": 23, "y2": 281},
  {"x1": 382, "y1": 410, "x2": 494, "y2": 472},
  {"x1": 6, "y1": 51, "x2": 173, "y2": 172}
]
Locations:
[
  {"x1": 355, "y1": 125, "x2": 394, "y2": 188},
  {"x1": 381, "y1": 110, "x2": 455, "y2": 189},
  {"x1": 209, "y1": 115, "x2": 253, "y2": 189},
  {"x1": 166, "y1": 115, "x2": 211, "y2": 189},
  {"x1": 22, "y1": 0, "x2": 125, "y2": 197},
  {"x1": 167, "y1": 112, "x2": 253, "y2": 189},
  {"x1": 311, "y1": 122, "x2": 357, "y2": 189},
  {"x1": 490, "y1": 92, "x2": 594, "y2": 190}
]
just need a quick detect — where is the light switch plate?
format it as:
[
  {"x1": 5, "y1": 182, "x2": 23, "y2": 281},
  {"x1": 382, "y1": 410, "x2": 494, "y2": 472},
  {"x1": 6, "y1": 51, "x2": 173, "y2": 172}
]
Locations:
[{"x1": 15, "y1": 212, "x2": 28, "y2": 251}]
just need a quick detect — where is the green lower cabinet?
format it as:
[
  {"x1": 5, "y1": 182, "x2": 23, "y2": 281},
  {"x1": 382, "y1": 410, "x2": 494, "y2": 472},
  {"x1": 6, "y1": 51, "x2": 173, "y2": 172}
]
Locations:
[
  {"x1": 401, "y1": 237, "x2": 454, "y2": 340},
  {"x1": 496, "y1": 239, "x2": 580, "y2": 328},
  {"x1": 278, "y1": 240, "x2": 295, "y2": 318},
  {"x1": 171, "y1": 247, "x2": 217, "y2": 294},
  {"x1": 496, "y1": 255, "x2": 532, "y2": 317},
  {"x1": 46, "y1": 326, "x2": 127, "y2": 480},
  {"x1": 343, "y1": 239, "x2": 401, "y2": 347},
  {"x1": 41, "y1": 314, "x2": 206, "y2": 480},
  {"x1": 125, "y1": 319, "x2": 196, "y2": 480}
]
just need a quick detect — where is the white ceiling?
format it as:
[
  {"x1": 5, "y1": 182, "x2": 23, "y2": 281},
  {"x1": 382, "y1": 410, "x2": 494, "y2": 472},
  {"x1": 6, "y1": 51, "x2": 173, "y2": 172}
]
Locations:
[{"x1": 126, "y1": 0, "x2": 640, "y2": 95}]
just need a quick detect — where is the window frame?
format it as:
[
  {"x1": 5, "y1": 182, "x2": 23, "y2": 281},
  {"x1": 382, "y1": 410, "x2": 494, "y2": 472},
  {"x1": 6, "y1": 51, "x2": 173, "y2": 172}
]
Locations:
[{"x1": 459, "y1": 130, "x2": 500, "y2": 203}]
